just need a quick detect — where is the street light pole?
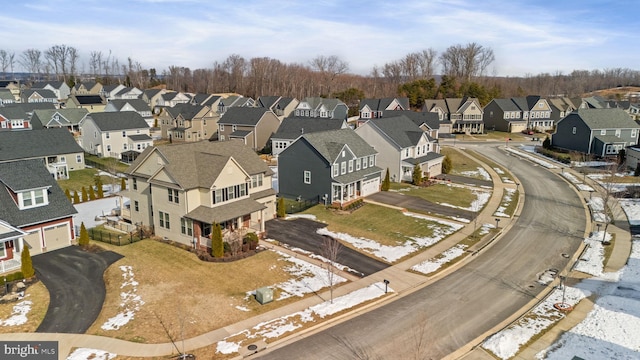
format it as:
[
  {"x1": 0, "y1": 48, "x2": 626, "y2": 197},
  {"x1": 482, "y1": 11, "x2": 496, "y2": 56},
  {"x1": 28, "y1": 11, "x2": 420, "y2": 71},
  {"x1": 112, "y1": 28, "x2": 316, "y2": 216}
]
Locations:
[{"x1": 495, "y1": 218, "x2": 500, "y2": 229}]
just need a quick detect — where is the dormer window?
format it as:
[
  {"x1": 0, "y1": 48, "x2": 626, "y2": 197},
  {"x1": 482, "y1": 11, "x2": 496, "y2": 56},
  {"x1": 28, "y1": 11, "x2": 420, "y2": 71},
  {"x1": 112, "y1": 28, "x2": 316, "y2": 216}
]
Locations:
[{"x1": 19, "y1": 188, "x2": 48, "y2": 209}]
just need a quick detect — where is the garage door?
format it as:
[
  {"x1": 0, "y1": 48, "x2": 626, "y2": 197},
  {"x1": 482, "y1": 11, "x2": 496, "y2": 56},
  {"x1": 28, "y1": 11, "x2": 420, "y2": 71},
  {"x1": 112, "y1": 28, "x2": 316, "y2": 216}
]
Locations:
[
  {"x1": 361, "y1": 178, "x2": 380, "y2": 197},
  {"x1": 44, "y1": 223, "x2": 71, "y2": 251}
]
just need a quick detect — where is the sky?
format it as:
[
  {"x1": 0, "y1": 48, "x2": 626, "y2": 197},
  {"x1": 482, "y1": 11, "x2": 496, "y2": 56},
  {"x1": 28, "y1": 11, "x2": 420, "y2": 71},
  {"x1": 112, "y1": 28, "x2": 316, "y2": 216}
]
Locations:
[{"x1": 1, "y1": 0, "x2": 639, "y2": 77}]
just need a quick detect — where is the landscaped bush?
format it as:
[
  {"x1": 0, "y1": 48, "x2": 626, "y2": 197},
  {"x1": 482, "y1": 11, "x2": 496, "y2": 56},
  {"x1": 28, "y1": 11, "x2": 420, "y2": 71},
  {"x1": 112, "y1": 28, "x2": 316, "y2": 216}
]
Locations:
[
  {"x1": 536, "y1": 147, "x2": 572, "y2": 164},
  {"x1": 243, "y1": 232, "x2": 259, "y2": 250},
  {"x1": 1, "y1": 272, "x2": 24, "y2": 285}
]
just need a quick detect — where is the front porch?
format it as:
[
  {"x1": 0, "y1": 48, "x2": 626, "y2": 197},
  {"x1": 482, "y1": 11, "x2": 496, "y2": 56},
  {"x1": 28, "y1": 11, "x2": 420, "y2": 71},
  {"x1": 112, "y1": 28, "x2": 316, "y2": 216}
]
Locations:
[
  {"x1": 453, "y1": 121, "x2": 484, "y2": 134},
  {"x1": 0, "y1": 259, "x2": 20, "y2": 274}
]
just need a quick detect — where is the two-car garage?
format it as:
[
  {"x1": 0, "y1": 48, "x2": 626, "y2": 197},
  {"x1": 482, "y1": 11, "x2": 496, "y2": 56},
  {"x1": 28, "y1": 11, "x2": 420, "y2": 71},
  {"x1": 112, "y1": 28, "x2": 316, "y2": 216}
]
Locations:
[{"x1": 23, "y1": 221, "x2": 74, "y2": 255}]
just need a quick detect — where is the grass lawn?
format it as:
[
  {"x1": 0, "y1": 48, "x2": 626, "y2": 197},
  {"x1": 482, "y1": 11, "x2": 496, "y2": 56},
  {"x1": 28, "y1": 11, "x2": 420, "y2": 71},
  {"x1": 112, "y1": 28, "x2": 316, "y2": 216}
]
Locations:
[
  {"x1": 464, "y1": 130, "x2": 528, "y2": 142},
  {"x1": 390, "y1": 182, "x2": 484, "y2": 209},
  {"x1": 86, "y1": 239, "x2": 323, "y2": 344},
  {"x1": 303, "y1": 204, "x2": 448, "y2": 247},
  {"x1": 0, "y1": 281, "x2": 49, "y2": 334},
  {"x1": 85, "y1": 154, "x2": 130, "y2": 174},
  {"x1": 57, "y1": 168, "x2": 114, "y2": 195},
  {"x1": 441, "y1": 147, "x2": 484, "y2": 176}
]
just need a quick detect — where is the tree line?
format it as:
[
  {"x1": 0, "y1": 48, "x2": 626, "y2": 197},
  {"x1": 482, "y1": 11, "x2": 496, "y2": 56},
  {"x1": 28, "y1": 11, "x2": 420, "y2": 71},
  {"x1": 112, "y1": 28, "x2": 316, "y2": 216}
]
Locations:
[{"x1": 2, "y1": 44, "x2": 640, "y2": 107}]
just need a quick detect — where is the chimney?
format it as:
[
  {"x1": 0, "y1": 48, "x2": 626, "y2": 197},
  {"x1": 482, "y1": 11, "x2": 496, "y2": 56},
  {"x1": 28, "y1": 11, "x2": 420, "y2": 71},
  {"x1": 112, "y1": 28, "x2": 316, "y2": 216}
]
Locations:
[{"x1": 301, "y1": 127, "x2": 304, "y2": 134}]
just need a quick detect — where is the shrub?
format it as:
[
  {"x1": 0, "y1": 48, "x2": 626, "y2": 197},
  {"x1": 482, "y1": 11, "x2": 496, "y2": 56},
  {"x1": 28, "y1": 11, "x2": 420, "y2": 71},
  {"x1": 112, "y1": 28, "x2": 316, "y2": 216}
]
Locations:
[
  {"x1": 211, "y1": 223, "x2": 223, "y2": 257},
  {"x1": 89, "y1": 186, "x2": 96, "y2": 200},
  {"x1": 277, "y1": 197, "x2": 286, "y2": 218},
  {"x1": 73, "y1": 191, "x2": 80, "y2": 204},
  {"x1": 81, "y1": 186, "x2": 88, "y2": 202},
  {"x1": 78, "y1": 222, "x2": 90, "y2": 246},
  {"x1": 442, "y1": 156, "x2": 452, "y2": 174},
  {"x1": 21, "y1": 246, "x2": 34, "y2": 278},
  {"x1": 243, "y1": 232, "x2": 259, "y2": 250},
  {"x1": 121, "y1": 178, "x2": 126, "y2": 191},
  {"x1": 381, "y1": 169, "x2": 390, "y2": 191},
  {"x1": 64, "y1": 188, "x2": 72, "y2": 201}
]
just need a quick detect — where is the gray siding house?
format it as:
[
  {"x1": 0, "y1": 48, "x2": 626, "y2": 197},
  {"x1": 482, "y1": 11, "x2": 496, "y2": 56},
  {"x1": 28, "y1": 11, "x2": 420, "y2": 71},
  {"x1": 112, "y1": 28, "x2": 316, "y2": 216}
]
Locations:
[
  {"x1": 552, "y1": 109, "x2": 640, "y2": 156},
  {"x1": 278, "y1": 128, "x2": 382, "y2": 207}
]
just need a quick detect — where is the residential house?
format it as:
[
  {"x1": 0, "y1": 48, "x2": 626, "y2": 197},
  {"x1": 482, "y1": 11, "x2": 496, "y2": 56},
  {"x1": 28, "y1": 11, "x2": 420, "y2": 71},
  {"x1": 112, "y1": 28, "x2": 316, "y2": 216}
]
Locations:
[
  {"x1": 122, "y1": 140, "x2": 276, "y2": 250},
  {"x1": 30, "y1": 108, "x2": 89, "y2": 134},
  {"x1": 270, "y1": 117, "x2": 348, "y2": 156},
  {"x1": 383, "y1": 110, "x2": 440, "y2": 140},
  {"x1": 278, "y1": 128, "x2": 382, "y2": 207},
  {"x1": 423, "y1": 97, "x2": 483, "y2": 134},
  {"x1": 217, "y1": 95, "x2": 254, "y2": 115},
  {"x1": 99, "y1": 84, "x2": 126, "y2": 100},
  {"x1": 629, "y1": 103, "x2": 640, "y2": 121},
  {"x1": 0, "y1": 128, "x2": 85, "y2": 179},
  {"x1": 105, "y1": 99, "x2": 154, "y2": 127},
  {"x1": 356, "y1": 115, "x2": 443, "y2": 182},
  {"x1": 256, "y1": 96, "x2": 299, "y2": 120},
  {"x1": 80, "y1": 112, "x2": 151, "y2": 160},
  {"x1": 0, "y1": 89, "x2": 16, "y2": 106},
  {"x1": 71, "y1": 81, "x2": 103, "y2": 96},
  {"x1": 30, "y1": 81, "x2": 70, "y2": 101},
  {"x1": 217, "y1": 107, "x2": 280, "y2": 151},
  {"x1": 0, "y1": 159, "x2": 77, "y2": 260},
  {"x1": 625, "y1": 145, "x2": 640, "y2": 171},
  {"x1": 483, "y1": 98, "x2": 528, "y2": 133},
  {"x1": 548, "y1": 97, "x2": 577, "y2": 124},
  {"x1": 0, "y1": 80, "x2": 21, "y2": 102},
  {"x1": 294, "y1": 97, "x2": 348, "y2": 120},
  {"x1": 552, "y1": 108, "x2": 640, "y2": 157},
  {"x1": 160, "y1": 103, "x2": 219, "y2": 142},
  {"x1": 521, "y1": 96, "x2": 554, "y2": 132},
  {"x1": 112, "y1": 87, "x2": 143, "y2": 100},
  {"x1": 156, "y1": 91, "x2": 191, "y2": 108},
  {"x1": 358, "y1": 97, "x2": 409, "y2": 122},
  {"x1": 20, "y1": 89, "x2": 58, "y2": 107},
  {"x1": 65, "y1": 94, "x2": 107, "y2": 112},
  {"x1": 0, "y1": 106, "x2": 33, "y2": 131},
  {"x1": 142, "y1": 88, "x2": 167, "y2": 113},
  {"x1": 190, "y1": 93, "x2": 221, "y2": 107}
]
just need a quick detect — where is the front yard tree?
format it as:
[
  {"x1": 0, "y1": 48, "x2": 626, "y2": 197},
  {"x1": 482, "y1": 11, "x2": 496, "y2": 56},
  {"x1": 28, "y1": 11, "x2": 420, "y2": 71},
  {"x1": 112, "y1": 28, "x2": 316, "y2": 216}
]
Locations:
[
  {"x1": 542, "y1": 136, "x2": 551, "y2": 149},
  {"x1": 322, "y1": 236, "x2": 342, "y2": 304},
  {"x1": 81, "y1": 186, "x2": 88, "y2": 202},
  {"x1": 277, "y1": 197, "x2": 286, "y2": 218},
  {"x1": 88, "y1": 185, "x2": 96, "y2": 200},
  {"x1": 412, "y1": 164, "x2": 423, "y2": 185},
  {"x1": 442, "y1": 156, "x2": 452, "y2": 174},
  {"x1": 78, "y1": 222, "x2": 90, "y2": 246},
  {"x1": 381, "y1": 168, "x2": 390, "y2": 191},
  {"x1": 21, "y1": 245, "x2": 35, "y2": 278},
  {"x1": 211, "y1": 223, "x2": 224, "y2": 257},
  {"x1": 95, "y1": 176, "x2": 104, "y2": 198},
  {"x1": 73, "y1": 190, "x2": 80, "y2": 204},
  {"x1": 64, "y1": 188, "x2": 71, "y2": 201}
]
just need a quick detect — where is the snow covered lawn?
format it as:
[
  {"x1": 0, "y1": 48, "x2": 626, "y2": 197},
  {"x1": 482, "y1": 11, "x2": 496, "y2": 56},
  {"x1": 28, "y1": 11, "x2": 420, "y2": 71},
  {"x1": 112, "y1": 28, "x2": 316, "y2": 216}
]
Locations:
[
  {"x1": 318, "y1": 213, "x2": 463, "y2": 263},
  {"x1": 217, "y1": 282, "x2": 392, "y2": 355},
  {"x1": 505, "y1": 147, "x2": 558, "y2": 169},
  {"x1": 66, "y1": 348, "x2": 116, "y2": 360},
  {"x1": 494, "y1": 187, "x2": 516, "y2": 218},
  {"x1": 459, "y1": 167, "x2": 491, "y2": 181},
  {"x1": 101, "y1": 266, "x2": 144, "y2": 331},
  {"x1": 0, "y1": 297, "x2": 31, "y2": 327}
]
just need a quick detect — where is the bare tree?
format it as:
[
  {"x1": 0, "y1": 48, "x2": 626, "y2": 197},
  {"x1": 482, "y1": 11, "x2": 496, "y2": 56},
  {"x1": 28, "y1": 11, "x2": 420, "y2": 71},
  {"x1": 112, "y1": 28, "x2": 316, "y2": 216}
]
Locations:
[
  {"x1": 0, "y1": 50, "x2": 10, "y2": 79},
  {"x1": 440, "y1": 42, "x2": 494, "y2": 82},
  {"x1": 310, "y1": 55, "x2": 349, "y2": 95},
  {"x1": 321, "y1": 235, "x2": 342, "y2": 304},
  {"x1": 19, "y1": 49, "x2": 42, "y2": 79},
  {"x1": 331, "y1": 335, "x2": 381, "y2": 360},
  {"x1": 228, "y1": 228, "x2": 244, "y2": 256},
  {"x1": 417, "y1": 48, "x2": 438, "y2": 79}
]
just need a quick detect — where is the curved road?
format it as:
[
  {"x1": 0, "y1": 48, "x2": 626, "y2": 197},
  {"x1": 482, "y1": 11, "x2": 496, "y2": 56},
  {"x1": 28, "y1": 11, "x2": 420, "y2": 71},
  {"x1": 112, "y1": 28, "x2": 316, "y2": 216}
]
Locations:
[{"x1": 258, "y1": 144, "x2": 587, "y2": 359}]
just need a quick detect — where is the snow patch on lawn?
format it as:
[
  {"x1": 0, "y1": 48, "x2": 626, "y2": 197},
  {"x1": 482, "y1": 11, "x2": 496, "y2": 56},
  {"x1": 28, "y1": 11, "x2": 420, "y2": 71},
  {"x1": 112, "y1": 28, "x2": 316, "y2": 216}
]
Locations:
[
  {"x1": 0, "y1": 297, "x2": 31, "y2": 326},
  {"x1": 101, "y1": 265, "x2": 144, "y2": 331},
  {"x1": 411, "y1": 244, "x2": 467, "y2": 275},
  {"x1": 66, "y1": 348, "x2": 116, "y2": 360}
]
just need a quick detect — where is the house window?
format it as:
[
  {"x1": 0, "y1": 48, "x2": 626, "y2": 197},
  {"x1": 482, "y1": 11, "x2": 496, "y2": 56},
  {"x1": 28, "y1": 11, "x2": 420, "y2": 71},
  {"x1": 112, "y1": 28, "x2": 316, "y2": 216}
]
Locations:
[
  {"x1": 220, "y1": 135, "x2": 225, "y2": 141},
  {"x1": 106, "y1": 145, "x2": 111, "y2": 152},
  {"x1": 304, "y1": 170, "x2": 311, "y2": 184},
  {"x1": 123, "y1": 144, "x2": 127, "y2": 150},
  {"x1": 333, "y1": 164, "x2": 339, "y2": 176},
  {"x1": 159, "y1": 211, "x2": 170, "y2": 229},
  {"x1": 601, "y1": 129, "x2": 606, "y2": 135},
  {"x1": 132, "y1": 178, "x2": 137, "y2": 190},
  {"x1": 94, "y1": 131, "x2": 97, "y2": 138},
  {"x1": 369, "y1": 155, "x2": 374, "y2": 167},
  {"x1": 251, "y1": 174, "x2": 263, "y2": 188},
  {"x1": 59, "y1": 156, "x2": 66, "y2": 163},
  {"x1": 20, "y1": 189, "x2": 47, "y2": 209},
  {"x1": 356, "y1": 159, "x2": 361, "y2": 171},
  {"x1": 122, "y1": 131, "x2": 126, "y2": 137},
  {"x1": 572, "y1": 127, "x2": 577, "y2": 135},
  {"x1": 181, "y1": 218, "x2": 193, "y2": 236},
  {"x1": 105, "y1": 132, "x2": 110, "y2": 139},
  {"x1": 76, "y1": 154, "x2": 82, "y2": 163},
  {"x1": 168, "y1": 188, "x2": 179, "y2": 203},
  {"x1": 134, "y1": 201, "x2": 139, "y2": 212},
  {"x1": 341, "y1": 161, "x2": 346, "y2": 175},
  {"x1": 348, "y1": 160, "x2": 353, "y2": 172},
  {"x1": 616, "y1": 129, "x2": 621, "y2": 137},
  {"x1": 405, "y1": 149, "x2": 409, "y2": 157},
  {"x1": 363, "y1": 158, "x2": 368, "y2": 169},
  {"x1": 232, "y1": 125, "x2": 237, "y2": 132},
  {"x1": 632, "y1": 129, "x2": 637, "y2": 138},
  {"x1": 538, "y1": 103, "x2": 543, "y2": 108},
  {"x1": 219, "y1": 124, "x2": 225, "y2": 131}
]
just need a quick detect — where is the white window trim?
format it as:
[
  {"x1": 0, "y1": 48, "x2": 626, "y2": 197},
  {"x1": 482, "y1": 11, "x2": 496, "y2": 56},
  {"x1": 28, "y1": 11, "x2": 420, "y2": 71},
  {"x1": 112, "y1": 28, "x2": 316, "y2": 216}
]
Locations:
[{"x1": 303, "y1": 170, "x2": 311, "y2": 184}]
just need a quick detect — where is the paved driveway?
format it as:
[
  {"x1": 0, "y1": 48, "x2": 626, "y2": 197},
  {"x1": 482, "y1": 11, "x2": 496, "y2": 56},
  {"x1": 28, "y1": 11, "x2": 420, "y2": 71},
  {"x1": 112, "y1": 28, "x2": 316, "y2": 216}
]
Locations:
[
  {"x1": 32, "y1": 246, "x2": 123, "y2": 333},
  {"x1": 434, "y1": 173, "x2": 493, "y2": 187},
  {"x1": 366, "y1": 191, "x2": 475, "y2": 221},
  {"x1": 266, "y1": 218, "x2": 389, "y2": 276}
]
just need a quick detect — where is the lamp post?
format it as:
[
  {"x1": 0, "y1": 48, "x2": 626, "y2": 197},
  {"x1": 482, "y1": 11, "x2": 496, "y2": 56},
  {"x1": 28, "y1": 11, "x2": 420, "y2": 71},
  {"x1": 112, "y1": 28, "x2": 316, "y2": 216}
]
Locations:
[
  {"x1": 383, "y1": 279, "x2": 390, "y2": 294},
  {"x1": 596, "y1": 223, "x2": 601, "y2": 239},
  {"x1": 495, "y1": 218, "x2": 500, "y2": 229},
  {"x1": 560, "y1": 275, "x2": 567, "y2": 305}
]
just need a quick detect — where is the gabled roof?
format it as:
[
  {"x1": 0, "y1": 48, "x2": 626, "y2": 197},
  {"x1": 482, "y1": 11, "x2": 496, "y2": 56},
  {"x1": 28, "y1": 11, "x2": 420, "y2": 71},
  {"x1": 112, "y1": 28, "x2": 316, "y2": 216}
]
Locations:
[
  {"x1": 22, "y1": 89, "x2": 57, "y2": 99},
  {"x1": 165, "y1": 103, "x2": 207, "y2": 120},
  {"x1": 490, "y1": 98, "x2": 522, "y2": 112},
  {"x1": 365, "y1": 116, "x2": 427, "y2": 148},
  {"x1": 88, "y1": 112, "x2": 149, "y2": 131},
  {"x1": 0, "y1": 80, "x2": 19, "y2": 88},
  {"x1": 126, "y1": 140, "x2": 273, "y2": 190},
  {"x1": 143, "y1": 89, "x2": 163, "y2": 98},
  {"x1": 424, "y1": 99, "x2": 447, "y2": 112},
  {"x1": 31, "y1": 81, "x2": 65, "y2": 89},
  {"x1": 257, "y1": 96, "x2": 281, "y2": 109},
  {"x1": 563, "y1": 108, "x2": 640, "y2": 129},
  {"x1": 107, "y1": 99, "x2": 151, "y2": 112},
  {"x1": 360, "y1": 97, "x2": 409, "y2": 111},
  {"x1": 74, "y1": 81, "x2": 97, "y2": 90},
  {"x1": 31, "y1": 108, "x2": 89, "y2": 127},
  {"x1": 272, "y1": 117, "x2": 346, "y2": 140},
  {"x1": 218, "y1": 107, "x2": 272, "y2": 126},
  {"x1": 526, "y1": 95, "x2": 542, "y2": 110},
  {"x1": 5, "y1": 102, "x2": 56, "y2": 114},
  {"x1": 547, "y1": 98, "x2": 574, "y2": 112},
  {"x1": 200, "y1": 95, "x2": 221, "y2": 107},
  {"x1": 0, "y1": 89, "x2": 14, "y2": 101},
  {"x1": 298, "y1": 128, "x2": 377, "y2": 163},
  {"x1": 0, "y1": 106, "x2": 27, "y2": 120},
  {"x1": 274, "y1": 97, "x2": 296, "y2": 109},
  {"x1": 384, "y1": 110, "x2": 440, "y2": 130},
  {"x1": 0, "y1": 128, "x2": 84, "y2": 162},
  {"x1": 510, "y1": 97, "x2": 529, "y2": 112},
  {"x1": 0, "y1": 159, "x2": 77, "y2": 227},
  {"x1": 300, "y1": 97, "x2": 346, "y2": 111},
  {"x1": 115, "y1": 87, "x2": 141, "y2": 97}
]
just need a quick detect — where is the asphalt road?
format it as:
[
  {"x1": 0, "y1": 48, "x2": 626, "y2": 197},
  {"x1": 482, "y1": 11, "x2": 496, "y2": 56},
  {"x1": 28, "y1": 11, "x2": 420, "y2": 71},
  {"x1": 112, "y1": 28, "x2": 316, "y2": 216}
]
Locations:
[
  {"x1": 367, "y1": 191, "x2": 476, "y2": 221},
  {"x1": 33, "y1": 246, "x2": 123, "y2": 333},
  {"x1": 257, "y1": 144, "x2": 586, "y2": 359},
  {"x1": 266, "y1": 218, "x2": 389, "y2": 276}
]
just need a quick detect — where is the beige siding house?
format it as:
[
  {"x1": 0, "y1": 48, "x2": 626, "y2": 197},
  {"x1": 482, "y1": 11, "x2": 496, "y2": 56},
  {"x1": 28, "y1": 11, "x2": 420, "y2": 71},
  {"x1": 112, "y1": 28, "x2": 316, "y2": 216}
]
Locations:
[
  {"x1": 217, "y1": 107, "x2": 280, "y2": 151},
  {"x1": 122, "y1": 140, "x2": 276, "y2": 250}
]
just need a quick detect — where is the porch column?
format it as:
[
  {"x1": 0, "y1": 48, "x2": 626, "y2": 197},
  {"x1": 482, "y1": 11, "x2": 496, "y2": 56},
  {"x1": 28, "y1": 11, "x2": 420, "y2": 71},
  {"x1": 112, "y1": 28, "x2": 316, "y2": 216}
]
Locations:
[{"x1": 260, "y1": 209, "x2": 265, "y2": 232}]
